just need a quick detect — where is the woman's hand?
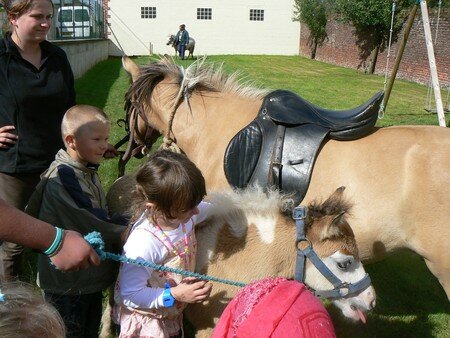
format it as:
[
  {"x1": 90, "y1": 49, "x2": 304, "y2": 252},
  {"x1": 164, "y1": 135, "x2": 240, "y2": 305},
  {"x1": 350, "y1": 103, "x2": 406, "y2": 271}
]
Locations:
[
  {"x1": 0, "y1": 125, "x2": 18, "y2": 149},
  {"x1": 170, "y1": 277, "x2": 213, "y2": 304}
]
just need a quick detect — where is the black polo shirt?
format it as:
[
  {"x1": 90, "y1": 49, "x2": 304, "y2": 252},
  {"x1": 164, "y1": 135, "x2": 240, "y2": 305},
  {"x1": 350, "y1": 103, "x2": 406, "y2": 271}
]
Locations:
[{"x1": 0, "y1": 34, "x2": 76, "y2": 174}]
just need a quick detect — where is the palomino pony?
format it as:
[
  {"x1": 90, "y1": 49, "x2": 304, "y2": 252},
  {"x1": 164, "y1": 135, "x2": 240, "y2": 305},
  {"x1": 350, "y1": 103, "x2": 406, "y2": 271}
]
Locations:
[
  {"x1": 106, "y1": 185, "x2": 375, "y2": 336},
  {"x1": 119, "y1": 56, "x2": 450, "y2": 300}
]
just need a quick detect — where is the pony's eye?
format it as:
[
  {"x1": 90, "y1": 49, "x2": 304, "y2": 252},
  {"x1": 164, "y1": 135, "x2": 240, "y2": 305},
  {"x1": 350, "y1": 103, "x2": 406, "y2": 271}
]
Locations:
[{"x1": 337, "y1": 259, "x2": 352, "y2": 270}]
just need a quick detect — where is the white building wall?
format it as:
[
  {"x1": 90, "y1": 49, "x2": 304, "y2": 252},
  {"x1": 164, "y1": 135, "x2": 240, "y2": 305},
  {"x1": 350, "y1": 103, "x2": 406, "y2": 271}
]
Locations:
[{"x1": 108, "y1": 0, "x2": 300, "y2": 56}]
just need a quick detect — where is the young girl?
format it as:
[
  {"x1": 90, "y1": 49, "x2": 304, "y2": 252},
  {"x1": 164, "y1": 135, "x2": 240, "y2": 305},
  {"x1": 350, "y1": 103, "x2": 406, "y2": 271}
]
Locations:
[{"x1": 114, "y1": 150, "x2": 213, "y2": 338}]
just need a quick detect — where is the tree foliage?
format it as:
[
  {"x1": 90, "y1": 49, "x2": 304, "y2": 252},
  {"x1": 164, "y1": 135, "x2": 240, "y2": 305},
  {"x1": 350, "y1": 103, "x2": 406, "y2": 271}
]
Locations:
[
  {"x1": 335, "y1": 0, "x2": 411, "y2": 49},
  {"x1": 333, "y1": 0, "x2": 412, "y2": 73},
  {"x1": 293, "y1": 0, "x2": 329, "y2": 59}
]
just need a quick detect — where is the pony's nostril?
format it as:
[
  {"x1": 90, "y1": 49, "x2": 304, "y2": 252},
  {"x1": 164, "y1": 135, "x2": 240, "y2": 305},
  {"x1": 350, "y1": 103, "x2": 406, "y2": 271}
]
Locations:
[
  {"x1": 370, "y1": 299, "x2": 376, "y2": 309},
  {"x1": 351, "y1": 305, "x2": 356, "y2": 311}
]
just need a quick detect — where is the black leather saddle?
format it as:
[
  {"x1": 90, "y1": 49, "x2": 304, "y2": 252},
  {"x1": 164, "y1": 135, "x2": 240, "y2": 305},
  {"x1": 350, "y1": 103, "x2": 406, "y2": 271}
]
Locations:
[{"x1": 224, "y1": 90, "x2": 384, "y2": 203}]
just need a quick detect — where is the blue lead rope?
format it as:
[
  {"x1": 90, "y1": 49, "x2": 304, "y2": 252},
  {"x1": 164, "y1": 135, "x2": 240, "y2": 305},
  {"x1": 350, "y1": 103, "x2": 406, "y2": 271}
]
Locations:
[{"x1": 84, "y1": 232, "x2": 246, "y2": 288}]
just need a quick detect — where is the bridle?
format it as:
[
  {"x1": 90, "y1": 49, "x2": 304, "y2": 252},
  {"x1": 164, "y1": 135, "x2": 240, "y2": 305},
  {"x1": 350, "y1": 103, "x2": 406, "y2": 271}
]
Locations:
[
  {"x1": 293, "y1": 206, "x2": 372, "y2": 299},
  {"x1": 115, "y1": 98, "x2": 154, "y2": 176},
  {"x1": 116, "y1": 76, "x2": 190, "y2": 177}
]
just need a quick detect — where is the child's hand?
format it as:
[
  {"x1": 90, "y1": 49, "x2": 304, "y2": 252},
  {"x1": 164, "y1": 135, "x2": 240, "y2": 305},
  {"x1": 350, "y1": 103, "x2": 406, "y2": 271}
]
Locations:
[
  {"x1": 103, "y1": 143, "x2": 119, "y2": 158},
  {"x1": 170, "y1": 278, "x2": 212, "y2": 304}
]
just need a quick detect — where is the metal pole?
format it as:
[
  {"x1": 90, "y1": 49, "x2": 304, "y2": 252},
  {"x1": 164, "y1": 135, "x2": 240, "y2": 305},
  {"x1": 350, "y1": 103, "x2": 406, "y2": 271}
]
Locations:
[
  {"x1": 420, "y1": 0, "x2": 446, "y2": 127},
  {"x1": 381, "y1": 1, "x2": 419, "y2": 114}
]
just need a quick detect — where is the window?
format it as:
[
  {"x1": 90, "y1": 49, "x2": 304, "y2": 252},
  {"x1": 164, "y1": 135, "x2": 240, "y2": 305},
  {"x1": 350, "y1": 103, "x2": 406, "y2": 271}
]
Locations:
[
  {"x1": 141, "y1": 7, "x2": 156, "y2": 19},
  {"x1": 250, "y1": 9, "x2": 264, "y2": 21},
  {"x1": 197, "y1": 8, "x2": 212, "y2": 20},
  {"x1": 74, "y1": 9, "x2": 89, "y2": 22}
]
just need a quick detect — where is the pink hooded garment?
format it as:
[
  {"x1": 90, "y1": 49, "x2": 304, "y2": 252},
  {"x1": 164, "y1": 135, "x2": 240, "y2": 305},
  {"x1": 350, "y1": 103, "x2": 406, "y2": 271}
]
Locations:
[{"x1": 212, "y1": 277, "x2": 336, "y2": 338}]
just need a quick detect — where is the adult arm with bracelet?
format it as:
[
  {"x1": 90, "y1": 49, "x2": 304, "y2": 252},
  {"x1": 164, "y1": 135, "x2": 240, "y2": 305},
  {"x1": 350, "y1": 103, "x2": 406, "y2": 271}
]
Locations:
[{"x1": 0, "y1": 198, "x2": 100, "y2": 271}]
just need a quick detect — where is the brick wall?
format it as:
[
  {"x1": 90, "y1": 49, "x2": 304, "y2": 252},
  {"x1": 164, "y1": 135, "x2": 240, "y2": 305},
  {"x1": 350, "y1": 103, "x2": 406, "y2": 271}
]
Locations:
[{"x1": 300, "y1": 8, "x2": 450, "y2": 87}]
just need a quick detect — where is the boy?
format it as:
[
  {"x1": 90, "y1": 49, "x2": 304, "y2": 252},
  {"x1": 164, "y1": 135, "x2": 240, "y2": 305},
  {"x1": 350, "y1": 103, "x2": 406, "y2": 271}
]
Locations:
[{"x1": 26, "y1": 105, "x2": 126, "y2": 337}]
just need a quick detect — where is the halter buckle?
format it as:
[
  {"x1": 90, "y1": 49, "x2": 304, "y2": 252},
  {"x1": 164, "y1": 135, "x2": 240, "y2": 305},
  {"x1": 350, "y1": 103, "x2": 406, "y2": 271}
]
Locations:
[{"x1": 293, "y1": 206, "x2": 307, "y2": 220}]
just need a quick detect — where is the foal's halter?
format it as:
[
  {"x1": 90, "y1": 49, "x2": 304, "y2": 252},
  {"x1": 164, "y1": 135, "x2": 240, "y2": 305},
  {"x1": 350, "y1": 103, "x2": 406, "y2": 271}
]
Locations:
[{"x1": 293, "y1": 206, "x2": 372, "y2": 299}]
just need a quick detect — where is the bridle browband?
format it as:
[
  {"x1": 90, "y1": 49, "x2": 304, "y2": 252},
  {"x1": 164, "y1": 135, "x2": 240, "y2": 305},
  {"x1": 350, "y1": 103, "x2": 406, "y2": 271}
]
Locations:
[{"x1": 293, "y1": 206, "x2": 372, "y2": 299}]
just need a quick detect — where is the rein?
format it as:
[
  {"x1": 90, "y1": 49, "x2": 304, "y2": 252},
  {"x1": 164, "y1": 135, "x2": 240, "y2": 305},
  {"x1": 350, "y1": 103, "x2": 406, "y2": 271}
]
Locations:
[
  {"x1": 85, "y1": 232, "x2": 246, "y2": 288},
  {"x1": 293, "y1": 206, "x2": 372, "y2": 299},
  {"x1": 160, "y1": 76, "x2": 190, "y2": 152}
]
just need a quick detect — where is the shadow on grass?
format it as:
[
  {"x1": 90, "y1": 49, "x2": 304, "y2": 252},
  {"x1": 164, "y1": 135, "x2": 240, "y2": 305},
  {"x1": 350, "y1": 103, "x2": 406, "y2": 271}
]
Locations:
[{"x1": 331, "y1": 250, "x2": 450, "y2": 337}]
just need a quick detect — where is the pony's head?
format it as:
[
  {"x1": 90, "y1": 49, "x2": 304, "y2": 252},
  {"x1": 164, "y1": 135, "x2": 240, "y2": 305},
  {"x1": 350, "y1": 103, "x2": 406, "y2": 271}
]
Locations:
[
  {"x1": 198, "y1": 186, "x2": 375, "y2": 323},
  {"x1": 121, "y1": 56, "x2": 267, "y2": 154},
  {"x1": 166, "y1": 34, "x2": 175, "y2": 47},
  {"x1": 301, "y1": 186, "x2": 375, "y2": 322}
]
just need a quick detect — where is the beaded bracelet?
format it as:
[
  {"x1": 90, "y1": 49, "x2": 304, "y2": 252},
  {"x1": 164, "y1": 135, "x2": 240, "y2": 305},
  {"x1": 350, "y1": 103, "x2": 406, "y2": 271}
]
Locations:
[
  {"x1": 48, "y1": 230, "x2": 65, "y2": 258},
  {"x1": 44, "y1": 227, "x2": 64, "y2": 257}
]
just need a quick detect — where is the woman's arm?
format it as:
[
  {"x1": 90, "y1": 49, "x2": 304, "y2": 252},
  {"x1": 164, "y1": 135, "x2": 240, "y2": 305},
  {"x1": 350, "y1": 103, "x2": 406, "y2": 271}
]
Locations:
[{"x1": 0, "y1": 198, "x2": 100, "y2": 271}]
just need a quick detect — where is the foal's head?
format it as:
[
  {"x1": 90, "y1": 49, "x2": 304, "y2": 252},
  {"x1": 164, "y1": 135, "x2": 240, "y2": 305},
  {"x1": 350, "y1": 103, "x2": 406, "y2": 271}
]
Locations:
[{"x1": 302, "y1": 187, "x2": 376, "y2": 322}]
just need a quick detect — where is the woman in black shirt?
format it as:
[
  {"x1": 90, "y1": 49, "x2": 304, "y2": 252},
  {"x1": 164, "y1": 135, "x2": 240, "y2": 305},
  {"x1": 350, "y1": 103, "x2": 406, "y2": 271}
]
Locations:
[{"x1": 0, "y1": 0, "x2": 76, "y2": 279}]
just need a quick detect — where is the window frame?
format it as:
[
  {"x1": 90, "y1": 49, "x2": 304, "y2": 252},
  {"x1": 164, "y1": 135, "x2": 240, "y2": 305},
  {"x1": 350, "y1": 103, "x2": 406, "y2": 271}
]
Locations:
[
  {"x1": 249, "y1": 9, "x2": 264, "y2": 21},
  {"x1": 197, "y1": 7, "x2": 212, "y2": 20},
  {"x1": 141, "y1": 6, "x2": 157, "y2": 19}
]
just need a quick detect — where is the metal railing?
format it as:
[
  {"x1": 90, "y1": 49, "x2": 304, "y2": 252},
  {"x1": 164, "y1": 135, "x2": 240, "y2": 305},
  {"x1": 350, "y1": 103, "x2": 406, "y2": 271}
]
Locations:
[{"x1": 51, "y1": 0, "x2": 105, "y2": 40}]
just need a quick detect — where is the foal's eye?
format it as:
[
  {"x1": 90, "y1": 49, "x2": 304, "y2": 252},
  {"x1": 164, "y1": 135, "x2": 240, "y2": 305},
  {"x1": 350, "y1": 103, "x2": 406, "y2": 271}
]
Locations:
[{"x1": 337, "y1": 259, "x2": 352, "y2": 270}]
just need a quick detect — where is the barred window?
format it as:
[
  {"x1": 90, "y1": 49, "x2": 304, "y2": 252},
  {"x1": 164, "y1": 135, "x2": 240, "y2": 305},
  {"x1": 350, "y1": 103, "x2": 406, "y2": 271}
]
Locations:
[
  {"x1": 141, "y1": 7, "x2": 156, "y2": 19},
  {"x1": 197, "y1": 8, "x2": 212, "y2": 20},
  {"x1": 250, "y1": 9, "x2": 264, "y2": 21}
]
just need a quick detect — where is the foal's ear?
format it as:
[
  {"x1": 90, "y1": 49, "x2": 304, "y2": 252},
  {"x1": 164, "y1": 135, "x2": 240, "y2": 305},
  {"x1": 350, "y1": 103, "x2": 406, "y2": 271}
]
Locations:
[
  {"x1": 319, "y1": 212, "x2": 347, "y2": 240},
  {"x1": 325, "y1": 186, "x2": 345, "y2": 202},
  {"x1": 122, "y1": 55, "x2": 140, "y2": 82}
]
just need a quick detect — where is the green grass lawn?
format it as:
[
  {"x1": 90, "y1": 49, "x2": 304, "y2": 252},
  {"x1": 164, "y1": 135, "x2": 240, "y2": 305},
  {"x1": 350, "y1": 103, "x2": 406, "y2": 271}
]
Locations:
[{"x1": 75, "y1": 55, "x2": 449, "y2": 338}]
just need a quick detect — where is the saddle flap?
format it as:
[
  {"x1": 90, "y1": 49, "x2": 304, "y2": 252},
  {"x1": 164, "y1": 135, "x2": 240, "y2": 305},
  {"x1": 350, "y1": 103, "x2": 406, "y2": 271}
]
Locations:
[{"x1": 224, "y1": 121, "x2": 262, "y2": 189}]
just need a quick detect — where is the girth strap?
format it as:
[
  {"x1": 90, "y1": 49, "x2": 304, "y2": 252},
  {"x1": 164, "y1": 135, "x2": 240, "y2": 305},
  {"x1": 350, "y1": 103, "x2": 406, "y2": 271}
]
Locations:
[{"x1": 268, "y1": 125, "x2": 285, "y2": 188}]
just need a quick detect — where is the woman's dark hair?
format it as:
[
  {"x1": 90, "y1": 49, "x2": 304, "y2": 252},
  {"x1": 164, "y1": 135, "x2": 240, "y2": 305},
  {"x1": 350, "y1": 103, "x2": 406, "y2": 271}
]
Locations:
[{"x1": 131, "y1": 150, "x2": 206, "y2": 222}]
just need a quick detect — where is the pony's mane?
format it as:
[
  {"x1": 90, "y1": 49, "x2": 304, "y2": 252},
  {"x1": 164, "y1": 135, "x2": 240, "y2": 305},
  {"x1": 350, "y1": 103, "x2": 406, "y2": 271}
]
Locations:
[
  {"x1": 208, "y1": 187, "x2": 351, "y2": 223},
  {"x1": 126, "y1": 56, "x2": 269, "y2": 106},
  {"x1": 204, "y1": 187, "x2": 353, "y2": 241},
  {"x1": 207, "y1": 187, "x2": 294, "y2": 222}
]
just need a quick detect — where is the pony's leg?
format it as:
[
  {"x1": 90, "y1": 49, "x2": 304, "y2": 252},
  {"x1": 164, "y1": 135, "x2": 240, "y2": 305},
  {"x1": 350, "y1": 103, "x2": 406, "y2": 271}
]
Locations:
[{"x1": 99, "y1": 285, "x2": 116, "y2": 338}]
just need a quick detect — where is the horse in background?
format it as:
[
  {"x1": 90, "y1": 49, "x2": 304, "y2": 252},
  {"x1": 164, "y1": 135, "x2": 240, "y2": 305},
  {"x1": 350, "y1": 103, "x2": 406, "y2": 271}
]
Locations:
[
  {"x1": 106, "y1": 184, "x2": 375, "y2": 337},
  {"x1": 166, "y1": 34, "x2": 195, "y2": 59},
  {"x1": 119, "y1": 56, "x2": 450, "y2": 300}
]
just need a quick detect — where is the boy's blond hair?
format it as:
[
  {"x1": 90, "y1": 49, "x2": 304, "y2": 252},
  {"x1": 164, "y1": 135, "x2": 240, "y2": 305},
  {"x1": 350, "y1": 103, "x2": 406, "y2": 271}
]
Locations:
[
  {"x1": 0, "y1": 281, "x2": 66, "y2": 338},
  {"x1": 61, "y1": 105, "x2": 110, "y2": 146}
]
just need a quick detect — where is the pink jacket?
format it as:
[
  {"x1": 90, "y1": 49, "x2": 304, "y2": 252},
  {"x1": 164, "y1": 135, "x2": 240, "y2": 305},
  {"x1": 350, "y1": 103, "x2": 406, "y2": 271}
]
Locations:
[{"x1": 212, "y1": 277, "x2": 336, "y2": 338}]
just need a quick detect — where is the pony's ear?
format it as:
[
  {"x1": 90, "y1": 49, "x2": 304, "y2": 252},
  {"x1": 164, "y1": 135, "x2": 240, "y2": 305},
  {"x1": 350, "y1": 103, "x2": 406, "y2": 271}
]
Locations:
[
  {"x1": 319, "y1": 212, "x2": 346, "y2": 240},
  {"x1": 122, "y1": 55, "x2": 140, "y2": 82},
  {"x1": 325, "y1": 186, "x2": 345, "y2": 204}
]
